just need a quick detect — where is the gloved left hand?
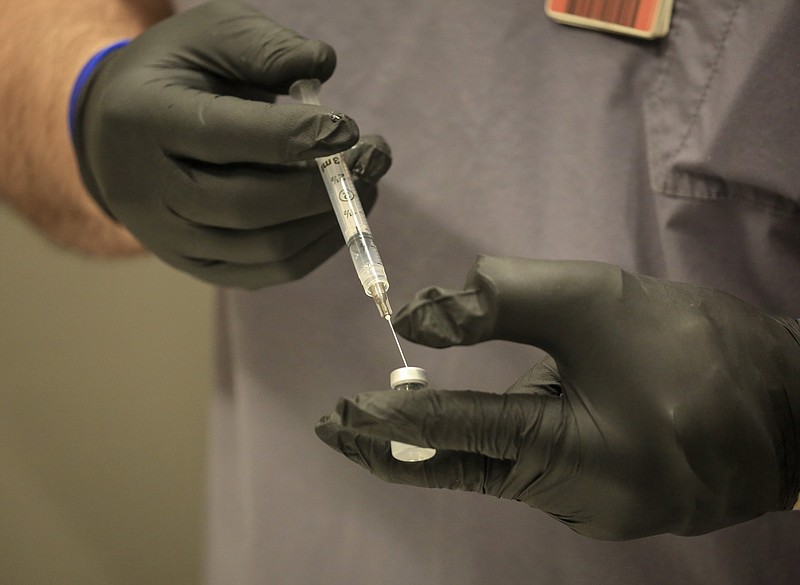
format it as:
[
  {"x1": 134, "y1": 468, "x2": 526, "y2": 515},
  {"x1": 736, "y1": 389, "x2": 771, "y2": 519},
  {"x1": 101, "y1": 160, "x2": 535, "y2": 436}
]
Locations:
[{"x1": 316, "y1": 256, "x2": 800, "y2": 540}]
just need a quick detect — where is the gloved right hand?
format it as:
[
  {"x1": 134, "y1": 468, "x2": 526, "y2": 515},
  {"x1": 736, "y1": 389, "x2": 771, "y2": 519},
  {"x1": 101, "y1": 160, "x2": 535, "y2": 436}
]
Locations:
[{"x1": 70, "y1": 0, "x2": 391, "y2": 288}]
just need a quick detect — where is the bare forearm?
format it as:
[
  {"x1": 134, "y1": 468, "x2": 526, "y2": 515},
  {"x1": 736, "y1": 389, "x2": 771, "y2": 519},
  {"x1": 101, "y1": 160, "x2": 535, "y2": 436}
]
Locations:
[{"x1": 0, "y1": 0, "x2": 172, "y2": 255}]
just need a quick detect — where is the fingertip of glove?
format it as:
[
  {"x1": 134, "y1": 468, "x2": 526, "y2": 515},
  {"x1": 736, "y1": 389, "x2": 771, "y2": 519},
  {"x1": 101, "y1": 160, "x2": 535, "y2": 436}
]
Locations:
[
  {"x1": 393, "y1": 286, "x2": 489, "y2": 347},
  {"x1": 302, "y1": 109, "x2": 360, "y2": 153},
  {"x1": 334, "y1": 391, "x2": 406, "y2": 431},
  {"x1": 314, "y1": 413, "x2": 338, "y2": 443},
  {"x1": 346, "y1": 135, "x2": 393, "y2": 183},
  {"x1": 285, "y1": 39, "x2": 337, "y2": 83},
  {"x1": 306, "y1": 40, "x2": 337, "y2": 81},
  {"x1": 334, "y1": 394, "x2": 368, "y2": 427}
]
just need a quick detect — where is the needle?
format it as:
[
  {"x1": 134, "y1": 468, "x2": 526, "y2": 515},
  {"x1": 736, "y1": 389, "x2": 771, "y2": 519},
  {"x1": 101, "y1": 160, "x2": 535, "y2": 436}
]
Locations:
[{"x1": 385, "y1": 315, "x2": 408, "y2": 367}]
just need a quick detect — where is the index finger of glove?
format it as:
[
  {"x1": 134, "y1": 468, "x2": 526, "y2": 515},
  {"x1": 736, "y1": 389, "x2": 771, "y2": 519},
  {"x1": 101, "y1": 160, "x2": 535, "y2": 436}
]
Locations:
[
  {"x1": 331, "y1": 388, "x2": 559, "y2": 463},
  {"x1": 156, "y1": 91, "x2": 359, "y2": 164},
  {"x1": 315, "y1": 412, "x2": 514, "y2": 494}
]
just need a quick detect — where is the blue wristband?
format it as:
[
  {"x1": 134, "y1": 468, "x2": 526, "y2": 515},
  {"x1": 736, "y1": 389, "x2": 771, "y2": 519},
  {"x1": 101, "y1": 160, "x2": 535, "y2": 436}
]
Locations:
[{"x1": 68, "y1": 40, "x2": 130, "y2": 137}]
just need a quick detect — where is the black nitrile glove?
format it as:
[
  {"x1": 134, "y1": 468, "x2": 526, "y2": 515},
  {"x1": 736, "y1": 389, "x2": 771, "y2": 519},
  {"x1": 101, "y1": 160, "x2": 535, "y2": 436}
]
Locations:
[
  {"x1": 70, "y1": 0, "x2": 391, "y2": 288},
  {"x1": 316, "y1": 256, "x2": 800, "y2": 540}
]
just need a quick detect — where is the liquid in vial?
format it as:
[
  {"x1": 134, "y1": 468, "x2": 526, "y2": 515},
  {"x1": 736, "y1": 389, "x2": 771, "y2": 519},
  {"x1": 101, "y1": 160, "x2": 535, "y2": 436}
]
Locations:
[{"x1": 390, "y1": 366, "x2": 436, "y2": 462}]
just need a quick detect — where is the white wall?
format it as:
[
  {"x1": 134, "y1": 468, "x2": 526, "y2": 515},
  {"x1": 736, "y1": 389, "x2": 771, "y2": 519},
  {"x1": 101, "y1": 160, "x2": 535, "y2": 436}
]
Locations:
[{"x1": 0, "y1": 205, "x2": 212, "y2": 585}]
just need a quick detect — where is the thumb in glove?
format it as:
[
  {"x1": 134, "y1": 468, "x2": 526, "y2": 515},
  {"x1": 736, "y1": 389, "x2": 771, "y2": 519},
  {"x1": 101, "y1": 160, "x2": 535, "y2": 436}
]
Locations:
[{"x1": 317, "y1": 256, "x2": 800, "y2": 539}]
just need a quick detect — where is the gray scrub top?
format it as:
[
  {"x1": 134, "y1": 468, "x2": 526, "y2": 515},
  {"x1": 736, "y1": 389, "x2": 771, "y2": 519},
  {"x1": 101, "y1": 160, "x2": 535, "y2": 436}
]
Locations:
[{"x1": 171, "y1": 0, "x2": 800, "y2": 583}]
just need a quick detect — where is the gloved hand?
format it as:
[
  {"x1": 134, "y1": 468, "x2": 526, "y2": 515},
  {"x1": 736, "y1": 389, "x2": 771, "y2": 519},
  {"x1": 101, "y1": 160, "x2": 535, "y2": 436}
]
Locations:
[
  {"x1": 70, "y1": 0, "x2": 391, "y2": 288},
  {"x1": 316, "y1": 256, "x2": 800, "y2": 540}
]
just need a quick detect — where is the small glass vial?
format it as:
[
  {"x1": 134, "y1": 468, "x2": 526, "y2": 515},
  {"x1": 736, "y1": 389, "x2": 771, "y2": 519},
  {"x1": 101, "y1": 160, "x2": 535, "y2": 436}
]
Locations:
[{"x1": 390, "y1": 366, "x2": 437, "y2": 462}]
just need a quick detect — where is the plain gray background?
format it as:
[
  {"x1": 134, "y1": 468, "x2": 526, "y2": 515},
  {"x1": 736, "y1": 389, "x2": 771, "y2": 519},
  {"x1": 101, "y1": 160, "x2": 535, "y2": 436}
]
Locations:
[{"x1": 0, "y1": 204, "x2": 212, "y2": 584}]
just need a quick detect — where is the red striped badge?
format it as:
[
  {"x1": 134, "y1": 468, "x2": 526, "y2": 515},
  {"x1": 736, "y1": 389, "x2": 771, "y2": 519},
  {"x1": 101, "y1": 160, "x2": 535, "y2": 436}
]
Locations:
[{"x1": 546, "y1": 0, "x2": 673, "y2": 38}]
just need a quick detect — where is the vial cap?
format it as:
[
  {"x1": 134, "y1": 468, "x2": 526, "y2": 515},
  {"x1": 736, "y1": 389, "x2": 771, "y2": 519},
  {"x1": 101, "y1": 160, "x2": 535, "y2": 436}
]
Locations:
[{"x1": 390, "y1": 366, "x2": 428, "y2": 390}]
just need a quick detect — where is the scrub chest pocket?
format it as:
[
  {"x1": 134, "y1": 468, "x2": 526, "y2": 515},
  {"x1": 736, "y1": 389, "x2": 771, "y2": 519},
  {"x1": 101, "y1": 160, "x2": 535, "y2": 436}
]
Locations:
[{"x1": 644, "y1": 0, "x2": 800, "y2": 216}]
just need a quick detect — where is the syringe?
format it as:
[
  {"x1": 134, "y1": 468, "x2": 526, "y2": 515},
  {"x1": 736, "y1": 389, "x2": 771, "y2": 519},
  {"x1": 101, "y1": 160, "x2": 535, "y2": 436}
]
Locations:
[{"x1": 289, "y1": 79, "x2": 393, "y2": 319}]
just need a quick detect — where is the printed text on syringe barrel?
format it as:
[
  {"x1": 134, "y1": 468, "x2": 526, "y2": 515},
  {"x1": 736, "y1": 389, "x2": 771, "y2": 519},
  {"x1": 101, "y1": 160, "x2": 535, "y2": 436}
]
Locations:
[{"x1": 315, "y1": 154, "x2": 389, "y2": 296}]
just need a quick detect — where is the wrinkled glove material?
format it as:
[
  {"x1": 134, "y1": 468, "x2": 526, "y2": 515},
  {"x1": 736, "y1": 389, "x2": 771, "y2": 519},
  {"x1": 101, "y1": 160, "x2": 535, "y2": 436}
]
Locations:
[
  {"x1": 318, "y1": 255, "x2": 800, "y2": 540},
  {"x1": 71, "y1": 0, "x2": 391, "y2": 288}
]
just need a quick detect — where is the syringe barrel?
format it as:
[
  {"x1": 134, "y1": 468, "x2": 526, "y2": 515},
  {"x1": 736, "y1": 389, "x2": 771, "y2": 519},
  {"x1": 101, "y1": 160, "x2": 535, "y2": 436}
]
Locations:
[
  {"x1": 315, "y1": 154, "x2": 389, "y2": 299},
  {"x1": 289, "y1": 79, "x2": 392, "y2": 316}
]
